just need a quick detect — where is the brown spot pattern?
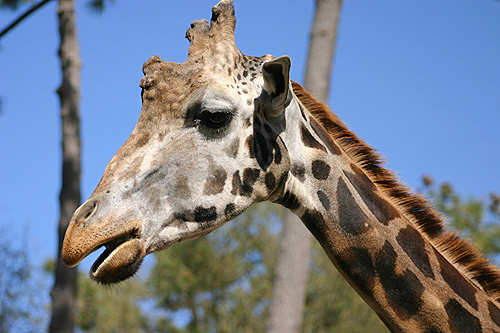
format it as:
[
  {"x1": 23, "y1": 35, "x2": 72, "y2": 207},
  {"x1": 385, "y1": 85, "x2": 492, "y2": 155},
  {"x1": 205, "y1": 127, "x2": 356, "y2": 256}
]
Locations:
[
  {"x1": 435, "y1": 249, "x2": 478, "y2": 310},
  {"x1": 317, "y1": 190, "x2": 330, "y2": 211},
  {"x1": 231, "y1": 168, "x2": 260, "y2": 197},
  {"x1": 396, "y1": 226, "x2": 435, "y2": 279},
  {"x1": 231, "y1": 171, "x2": 241, "y2": 195},
  {"x1": 300, "y1": 123, "x2": 327, "y2": 152},
  {"x1": 375, "y1": 241, "x2": 424, "y2": 319},
  {"x1": 333, "y1": 246, "x2": 376, "y2": 298},
  {"x1": 194, "y1": 206, "x2": 217, "y2": 222},
  {"x1": 273, "y1": 141, "x2": 282, "y2": 165},
  {"x1": 245, "y1": 135, "x2": 255, "y2": 158},
  {"x1": 276, "y1": 191, "x2": 300, "y2": 211},
  {"x1": 291, "y1": 163, "x2": 306, "y2": 182},
  {"x1": 265, "y1": 173, "x2": 276, "y2": 191},
  {"x1": 311, "y1": 160, "x2": 330, "y2": 180},
  {"x1": 241, "y1": 168, "x2": 260, "y2": 196},
  {"x1": 445, "y1": 299, "x2": 481, "y2": 332},
  {"x1": 203, "y1": 167, "x2": 227, "y2": 195},
  {"x1": 226, "y1": 137, "x2": 239, "y2": 158},
  {"x1": 309, "y1": 117, "x2": 341, "y2": 155},
  {"x1": 489, "y1": 301, "x2": 500, "y2": 327},
  {"x1": 224, "y1": 203, "x2": 235, "y2": 217},
  {"x1": 337, "y1": 178, "x2": 371, "y2": 235},
  {"x1": 344, "y1": 164, "x2": 400, "y2": 225},
  {"x1": 301, "y1": 209, "x2": 329, "y2": 247},
  {"x1": 174, "y1": 175, "x2": 191, "y2": 200}
]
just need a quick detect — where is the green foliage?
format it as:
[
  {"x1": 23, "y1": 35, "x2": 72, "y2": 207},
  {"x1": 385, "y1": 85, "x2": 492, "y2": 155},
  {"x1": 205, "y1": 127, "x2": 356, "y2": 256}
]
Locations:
[
  {"x1": 148, "y1": 202, "x2": 282, "y2": 332},
  {"x1": 86, "y1": 0, "x2": 114, "y2": 13},
  {"x1": 0, "y1": 227, "x2": 45, "y2": 332},
  {"x1": 40, "y1": 257, "x2": 149, "y2": 333},
  {"x1": 76, "y1": 275, "x2": 149, "y2": 332},
  {"x1": 0, "y1": 0, "x2": 30, "y2": 11},
  {"x1": 421, "y1": 176, "x2": 500, "y2": 256}
]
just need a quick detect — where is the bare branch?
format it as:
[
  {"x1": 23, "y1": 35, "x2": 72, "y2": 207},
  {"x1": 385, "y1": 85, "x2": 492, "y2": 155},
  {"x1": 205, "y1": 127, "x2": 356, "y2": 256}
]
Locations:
[{"x1": 0, "y1": 0, "x2": 52, "y2": 40}]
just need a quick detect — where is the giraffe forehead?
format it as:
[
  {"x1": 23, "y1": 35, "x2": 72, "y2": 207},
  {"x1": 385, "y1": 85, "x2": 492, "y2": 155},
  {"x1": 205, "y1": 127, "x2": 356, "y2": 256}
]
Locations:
[
  {"x1": 197, "y1": 83, "x2": 240, "y2": 109},
  {"x1": 139, "y1": 57, "x2": 265, "y2": 121},
  {"x1": 139, "y1": 70, "x2": 206, "y2": 122}
]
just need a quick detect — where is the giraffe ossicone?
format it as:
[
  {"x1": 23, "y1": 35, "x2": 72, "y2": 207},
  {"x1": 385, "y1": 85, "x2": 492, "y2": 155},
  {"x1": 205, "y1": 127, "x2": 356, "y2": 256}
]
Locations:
[{"x1": 62, "y1": 0, "x2": 500, "y2": 331}]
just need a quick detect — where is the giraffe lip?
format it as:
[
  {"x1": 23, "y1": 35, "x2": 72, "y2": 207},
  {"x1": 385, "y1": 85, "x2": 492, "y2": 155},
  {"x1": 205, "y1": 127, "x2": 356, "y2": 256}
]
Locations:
[
  {"x1": 89, "y1": 228, "x2": 145, "y2": 284},
  {"x1": 90, "y1": 232, "x2": 136, "y2": 271}
]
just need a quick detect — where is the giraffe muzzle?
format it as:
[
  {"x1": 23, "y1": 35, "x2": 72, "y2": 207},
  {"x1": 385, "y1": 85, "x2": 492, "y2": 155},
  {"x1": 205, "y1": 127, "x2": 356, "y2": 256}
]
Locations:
[{"x1": 62, "y1": 197, "x2": 146, "y2": 284}]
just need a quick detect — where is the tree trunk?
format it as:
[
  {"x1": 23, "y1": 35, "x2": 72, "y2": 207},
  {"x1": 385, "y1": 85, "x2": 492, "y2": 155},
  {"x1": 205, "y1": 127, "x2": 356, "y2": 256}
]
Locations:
[
  {"x1": 266, "y1": 211, "x2": 313, "y2": 333},
  {"x1": 49, "y1": 0, "x2": 81, "y2": 332},
  {"x1": 303, "y1": 0, "x2": 342, "y2": 102},
  {"x1": 266, "y1": 1, "x2": 342, "y2": 332}
]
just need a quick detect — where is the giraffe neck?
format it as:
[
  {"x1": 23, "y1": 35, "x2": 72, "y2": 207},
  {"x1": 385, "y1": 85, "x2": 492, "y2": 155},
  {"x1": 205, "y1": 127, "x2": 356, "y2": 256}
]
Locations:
[{"x1": 276, "y1": 82, "x2": 500, "y2": 332}]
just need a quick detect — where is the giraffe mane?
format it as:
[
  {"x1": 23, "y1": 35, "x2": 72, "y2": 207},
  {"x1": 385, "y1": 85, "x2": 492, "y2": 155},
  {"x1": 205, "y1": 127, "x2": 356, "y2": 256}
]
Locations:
[{"x1": 291, "y1": 80, "x2": 500, "y2": 302}]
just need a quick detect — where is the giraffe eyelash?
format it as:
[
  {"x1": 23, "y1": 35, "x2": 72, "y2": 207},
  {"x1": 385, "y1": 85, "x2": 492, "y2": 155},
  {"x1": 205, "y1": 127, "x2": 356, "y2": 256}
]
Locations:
[
  {"x1": 199, "y1": 110, "x2": 233, "y2": 130},
  {"x1": 193, "y1": 109, "x2": 234, "y2": 137}
]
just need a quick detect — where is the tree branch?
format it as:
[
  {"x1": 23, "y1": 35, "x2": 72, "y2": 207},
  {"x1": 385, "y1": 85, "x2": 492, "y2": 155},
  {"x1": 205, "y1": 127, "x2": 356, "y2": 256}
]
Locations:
[{"x1": 0, "y1": 0, "x2": 52, "y2": 40}]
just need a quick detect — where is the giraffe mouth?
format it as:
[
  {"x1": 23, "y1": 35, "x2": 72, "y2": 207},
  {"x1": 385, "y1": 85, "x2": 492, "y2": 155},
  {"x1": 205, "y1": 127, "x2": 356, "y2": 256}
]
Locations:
[{"x1": 89, "y1": 228, "x2": 145, "y2": 284}]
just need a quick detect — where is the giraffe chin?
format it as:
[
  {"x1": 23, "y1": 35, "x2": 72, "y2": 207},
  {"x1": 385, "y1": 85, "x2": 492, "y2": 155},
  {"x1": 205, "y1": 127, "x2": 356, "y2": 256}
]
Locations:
[{"x1": 90, "y1": 238, "x2": 146, "y2": 284}]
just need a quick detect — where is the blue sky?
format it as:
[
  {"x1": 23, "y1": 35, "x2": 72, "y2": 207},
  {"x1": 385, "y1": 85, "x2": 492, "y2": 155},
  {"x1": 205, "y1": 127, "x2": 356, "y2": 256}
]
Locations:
[{"x1": 1, "y1": 0, "x2": 499, "y2": 275}]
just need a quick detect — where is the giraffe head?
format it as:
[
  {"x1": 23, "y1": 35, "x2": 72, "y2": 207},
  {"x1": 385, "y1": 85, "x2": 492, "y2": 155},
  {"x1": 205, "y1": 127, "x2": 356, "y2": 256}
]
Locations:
[{"x1": 62, "y1": 0, "x2": 293, "y2": 284}]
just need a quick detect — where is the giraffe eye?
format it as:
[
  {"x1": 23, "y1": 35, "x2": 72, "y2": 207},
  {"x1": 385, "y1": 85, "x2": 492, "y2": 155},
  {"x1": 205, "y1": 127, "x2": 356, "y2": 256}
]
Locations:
[{"x1": 199, "y1": 110, "x2": 233, "y2": 131}]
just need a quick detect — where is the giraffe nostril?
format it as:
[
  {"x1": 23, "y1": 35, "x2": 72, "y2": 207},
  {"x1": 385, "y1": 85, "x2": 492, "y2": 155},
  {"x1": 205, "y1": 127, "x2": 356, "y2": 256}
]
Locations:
[{"x1": 76, "y1": 199, "x2": 98, "y2": 225}]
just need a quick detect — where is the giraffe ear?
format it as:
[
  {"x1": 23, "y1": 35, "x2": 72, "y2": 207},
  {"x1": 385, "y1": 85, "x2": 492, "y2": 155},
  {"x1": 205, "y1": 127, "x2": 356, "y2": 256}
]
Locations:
[{"x1": 262, "y1": 56, "x2": 292, "y2": 118}]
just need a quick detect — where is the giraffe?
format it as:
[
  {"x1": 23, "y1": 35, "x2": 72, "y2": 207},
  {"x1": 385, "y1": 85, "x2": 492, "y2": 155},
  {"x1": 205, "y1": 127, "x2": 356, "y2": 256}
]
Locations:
[{"x1": 61, "y1": 1, "x2": 500, "y2": 331}]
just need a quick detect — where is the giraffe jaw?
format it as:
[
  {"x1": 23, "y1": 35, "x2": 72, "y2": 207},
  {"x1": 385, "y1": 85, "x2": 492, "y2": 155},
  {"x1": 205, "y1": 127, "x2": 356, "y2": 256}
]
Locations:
[{"x1": 89, "y1": 228, "x2": 145, "y2": 284}]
